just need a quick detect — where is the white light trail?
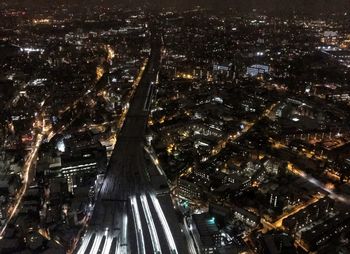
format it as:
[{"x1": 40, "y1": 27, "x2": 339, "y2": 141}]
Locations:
[
  {"x1": 77, "y1": 233, "x2": 92, "y2": 254},
  {"x1": 0, "y1": 133, "x2": 44, "y2": 237},
  {"x1": 150, "y1": 194, "x2": 178, "y2": 254},
  {"x1": 115, "y1": 238, "x2": 120, "y2": 254},
  {"x1": 155, "y1": 71, "x2": 160, "y2": 84},
  {"x1": 304, "y1": 174, "x2": 350, "y2": 204},
  {"x1": 290, "y1": 163, "x2": 350, "y2": 205},
  {"x1": 90, "y1": 234, "x2": 103, "y2": 254},
  {"x1": 183, "y1": 218, "x2": 197, "y2": 254},
  {"x1": 130, "y1": 196, "x2": 146, "y2": 254},
  {"x1": 20, "y1": 47, "x2": 44, "y2": 53},
  {"x1": 102, "y1": 235, "x2": 113, "y2": 254},
  {"x1": 144, "y1": 146, "x2": 164, "y2": 176},
  {"x1": 119, "y1": 212, "x2": 128, "y2": 254},
  {"x1": 140, "y1": 194, "x2": 162, "y2": 253}
]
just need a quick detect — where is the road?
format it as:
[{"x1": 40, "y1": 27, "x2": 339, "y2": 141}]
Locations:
[
  {"x1": 286, "y1": 162, "x2": 350, "y2": 205},
  {"x1": 74, "y1": 28, "x2": 188, "y2": 254},
  {"x1": 0, "y1": 42, "x2": 114, "y2": 238},
  {"x1": 0, "y1": 129, "x2": 44, "y2": 237},
  {"x1": 211, "y1": 102, "x2": 279, "y2": 157},
  {"x1": 259, "y1": 193, "x2": 323, "y2": 234}
]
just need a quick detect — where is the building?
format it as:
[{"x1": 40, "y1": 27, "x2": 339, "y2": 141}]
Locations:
[
  {"x1": 191, "y1": 213, "x2": 222, "y2": 254},
  {"x1": 60, "y1": 144, "x2": 107, "y2": 177},
  {"x1": 246, "y1": 64, "x2": 270, "y2": 77},
  {"x1": 213, "y1": 62, "x2": 234, "y2": 80},
  {"x1": 46, "y1": 142, "x2": 107, "y2": 192},
  {"x1": 177, "y1": 178, "x2": 204, "y2": 200},
  {"x1": 300, "y1": 212, "x2": 350, "y2": 251},
  {"x1": 259, "y1": 231, "x2": 297, "y2": 254},
  {"x1": 232, "y1": 205, "x2": 260, "y2": 227},
  {"x1": 282, "y1": 197, "x2": 334, "y2": 233}
]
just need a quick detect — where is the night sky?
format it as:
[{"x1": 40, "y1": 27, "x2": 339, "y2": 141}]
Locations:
[{"x1": 3, "y1": 0, "x2": 350, "y2": 14}]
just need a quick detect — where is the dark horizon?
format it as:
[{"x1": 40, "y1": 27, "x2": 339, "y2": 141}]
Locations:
[{"x1": 2, "y1": 0, "x2": 350, "y2": 14}]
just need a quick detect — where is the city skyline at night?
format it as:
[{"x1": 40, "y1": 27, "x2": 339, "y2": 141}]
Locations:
[{"x1": 0, "y1": 1, "x2": 350, "y2": 254}]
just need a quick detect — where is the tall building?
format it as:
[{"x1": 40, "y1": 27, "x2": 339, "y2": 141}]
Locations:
[{"x1": 46, "y1": 141, "x2": 107, "y2": 192}]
